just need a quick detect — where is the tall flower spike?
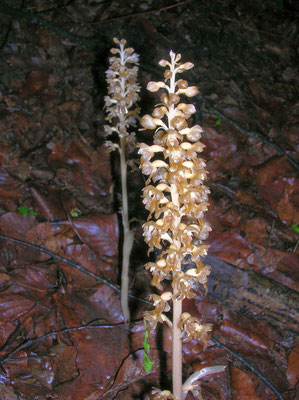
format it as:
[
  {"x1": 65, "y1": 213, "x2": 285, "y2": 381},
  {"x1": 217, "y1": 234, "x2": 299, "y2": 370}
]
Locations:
[
  {"x1": 139, "y1": 51, "x2": 212, "y2": 400},
  {"x1": 104, "y1": 38, "x2": 140, "y2": 322}
]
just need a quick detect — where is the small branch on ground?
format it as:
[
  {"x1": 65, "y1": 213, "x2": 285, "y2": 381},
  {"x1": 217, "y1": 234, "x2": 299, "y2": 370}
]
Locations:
[
  {"x1": 0, "y1": 234, "x2": 152, "y2": 306},
  {"x1": 199, "y1": 94, "x2": 299, "y2": 170},
  {"x1": 0, "y1": 321, "x2": 131, "y2": 368},
  {"x1": 211, "y1": 336, "x2": 285, "y2": 400},
  {"x1": 89, "y1": 0, "x2": 196, "y2": 25},
  {"x1": 0, "y1": 2, "x2": 101, "y2": 49}
]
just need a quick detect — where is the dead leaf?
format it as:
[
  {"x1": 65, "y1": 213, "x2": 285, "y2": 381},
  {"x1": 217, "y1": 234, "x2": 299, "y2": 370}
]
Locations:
[
  {"x1": 20, "y1": 71, "x2": 50, "y2": 98},
  {"x1": 207, "y1": 231, "x2": 252, "y2": 267},
  {"x1": 276, "y1": 178, "x2": 299, "y2": 225},
  {"x1": 30, "y1": 187, "x2": 66, "y2": 221},
  {"x1": 286, "y1": 344, "x2": 299, "y2": 387},
  {"x1": 0, "y1": 293, "x2": 36, "y2": 323},
  {"x1": 103, "y1": 349, "x2": 160, "y2": 399},
  {"x1": 245, "y1": 218, "x2": 269, "y2": 246},
  {"x1": 71, "y1": 214, "x2": 118, "y2": 262},
  {"x1": 231, "y1": 366, "x2": 261, "y2": 400},
  {"x1": 0, "y1": 168, "x2": 26, "y2": 201},
  {"x1": 52, "y1": 343, "x2": 78, "y2": 385}
]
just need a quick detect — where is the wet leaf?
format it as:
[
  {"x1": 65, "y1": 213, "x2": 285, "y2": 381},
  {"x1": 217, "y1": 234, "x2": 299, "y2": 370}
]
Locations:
[
  {"x1": 71, "y1": 214, "x2": 119, "y2": 262},
  {"x1": 52, "y1": 344, "x2": 78, "y2": 385},
  {"x1": 1, "y1": 0, "x2": 298, "y2": 397},
  {"x1": 20, "y1": 71, "x2": 50, "y2": 98},
  {"x1": 231, "y1": 366, "x2": 261, "y2": 400},
  {"x1": 207, "y1": 231, "x2": 252, "y2": 267},
  {"x1": 30, "y1": 187, "x2": 66, "y2": 221},
  {"x1": 0, "y1": 212, "x2": 36, "y2": 240},
  {"x1": 104, "y1": 350, "x2": 159, "y2": 399},
  {"x1": 0, "y1": 168, "x2": 26, "y2": 204},
  {"x1": 0, "y1": 293, "x2": 36, "y2": 323},
  {"x1": 55, "y1": 329, "x2": 129, "y2": 400},
  {"x1": 286, "y1": 344, "x2": 299, "y2": 387},
  {"x1": 48, "y1": 141, "x2": 113, "y2": 213},
  {"x1": 276, "y1": 178, "x2": 299, "y2": 225}
]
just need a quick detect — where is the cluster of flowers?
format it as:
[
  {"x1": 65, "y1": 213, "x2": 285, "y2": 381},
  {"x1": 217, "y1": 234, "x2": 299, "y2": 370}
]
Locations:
[
  {"x1": 105, "y1": 41, "x2": 216, "y2": 399},
  {"x1": 139, "y1": 51, "x2": 213, "y2": 350},
  {"x1": 104, "y1": 38, "x2": 141, "y2": 323},
  {"x1": 104, "y1": 37, "x2": 140, "y2": 150}
]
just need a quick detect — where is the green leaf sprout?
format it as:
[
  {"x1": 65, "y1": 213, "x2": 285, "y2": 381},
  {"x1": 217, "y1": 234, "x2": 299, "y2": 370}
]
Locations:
[
  {"x1": 143, "y1": 352, "x2": 154, "y2": 372},
  {"x1": 70, "y1": 208, "x2": 82, "y2": 218},
  {"x1": 291, "y1": 224, "x2": 299, "y2": 233},
  {"x1": 143, "y1": 321, "x2": 154, "y2": 372},
  {"x1": 18, "y1": 206, "x2": 37, "y2": 216}
]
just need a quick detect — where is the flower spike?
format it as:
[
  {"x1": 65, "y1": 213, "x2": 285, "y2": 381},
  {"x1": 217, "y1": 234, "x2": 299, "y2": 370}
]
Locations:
[
  {"x1": 104, "y1": 39, "x2": 140, "y2": 323},
  {"x1": 139, "y1": 51, "x2": 212, "y2": 399}
]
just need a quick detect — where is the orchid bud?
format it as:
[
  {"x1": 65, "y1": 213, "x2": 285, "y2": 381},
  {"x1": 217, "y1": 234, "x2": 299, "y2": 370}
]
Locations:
[
  {"x1": 178, "y1": 86, "x2": 199, "y2": 97},
  {"x1": 147, "y1": 81, "x2": 166, "y2": 92},
  {"x1": 141, "y1": 115, "x2": 158, "y2": 130}
]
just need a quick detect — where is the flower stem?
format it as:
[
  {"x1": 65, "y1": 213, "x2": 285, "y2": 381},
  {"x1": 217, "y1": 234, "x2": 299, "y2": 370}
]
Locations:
[
  {"x1": 170, "y1": 181, "x2": 183, "y2": 399},
  {"x1": 172, "y1": 297, "x2": 183, "y2": 399},
  {"x1": 120, "y1": 136, "x2": 134, "y2": 323}
]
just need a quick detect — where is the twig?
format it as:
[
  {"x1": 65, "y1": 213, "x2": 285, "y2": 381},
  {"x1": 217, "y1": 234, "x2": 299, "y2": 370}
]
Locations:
[
  {"x1": 267, "y1": 219, "x2": 275, "y2": 248},
  {"x1": 211, "y1": 336, "x2": 285, "y2": 400},
  {"x1": 34, "y1": 0, "x2": 76, "y2": 15},
  {"x1": 0, "y1": 19, "x2": 11, "y2": 51},
  {"x1": 89, "y1": 0, "x2": 195, "y2": 25},
  {"x1": 0, "y1": 234, "x2": 152, "y2": 306},
  {"x1": 5, "y1": 355, "x2": 48, "y2": 362},
  {"x1": 198, "y1": 94, "x2": 299, "y2": 170},
  {"x1": 0, "y1": 321, "x2": 130, "y2": 368},
  {"x1": 0, "y1": 2, "x2": 100, "y2": 49},
  {"x1": 209, "y1": 11, "x2": 297, "y2": 44}
]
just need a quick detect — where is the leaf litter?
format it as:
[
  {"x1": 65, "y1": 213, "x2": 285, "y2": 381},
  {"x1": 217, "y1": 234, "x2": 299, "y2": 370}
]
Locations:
[{"x1": 0, "y1": 0, "x2": 298, "y2": 399}]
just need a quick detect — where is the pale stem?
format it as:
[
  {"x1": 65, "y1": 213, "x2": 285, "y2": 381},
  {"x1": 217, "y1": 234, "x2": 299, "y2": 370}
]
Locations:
[
  {"x1": 172, "y1": 296, "x2": 183, "y2": 400},
  {"x1": 117, "y1": 42, "x2": 134, "y2": 323},
  {"x1": 119, "y1": 135, "x2": 133, "y2": 323},
  {"x1": 168, "y1": 53, "x2": 183, "y2": 400},
  {"x1": 182, "y1": 366, "x2": 226, "y2": 399},
  {"x1": 186, "y1": 366, "x2": 226, "y2": 386},
  {"x1": 170, "y1": 183, "x2": 182, "y2": 399}
]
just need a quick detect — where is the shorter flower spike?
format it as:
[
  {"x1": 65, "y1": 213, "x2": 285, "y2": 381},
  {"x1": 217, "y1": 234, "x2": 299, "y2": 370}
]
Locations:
[
  {"x1": 104, "y1": 38, "x2": 140, "y2": 149},
  {"x1": 104, "y1": 39, "x2": 140, "y2": 323}
]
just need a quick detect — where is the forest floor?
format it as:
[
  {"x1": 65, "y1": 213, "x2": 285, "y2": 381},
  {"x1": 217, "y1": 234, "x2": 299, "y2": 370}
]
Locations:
[{"x1": 0, "y1": 0, "x2": 298, "y2": 399}]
